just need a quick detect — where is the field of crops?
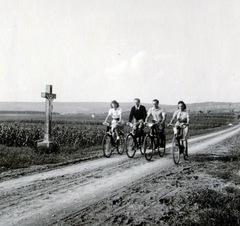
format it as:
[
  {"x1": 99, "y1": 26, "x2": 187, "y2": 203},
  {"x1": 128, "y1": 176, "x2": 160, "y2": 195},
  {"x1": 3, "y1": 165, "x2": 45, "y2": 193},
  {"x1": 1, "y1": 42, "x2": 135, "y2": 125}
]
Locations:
[
  {"x1": 0, "y1": 111, "x2": 238, "y2": 149},
  {"x1": 0, "y1": 111, "x2": 238, "y2": 171}
]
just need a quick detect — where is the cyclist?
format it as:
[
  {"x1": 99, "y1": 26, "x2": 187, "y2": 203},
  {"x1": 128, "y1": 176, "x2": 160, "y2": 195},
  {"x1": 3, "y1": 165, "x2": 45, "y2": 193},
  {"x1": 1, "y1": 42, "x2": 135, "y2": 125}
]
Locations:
[
  {"x1": 104, "y1": 100, "x2": 123, "y2": 140},
  {"x1": 145, "y1": 99, "x2": 166, "y2": 148},
  {"x1": 128, "y1": 98, "x2": 147, "y2": 145},
  {"x1": 168, "y1": 101, "x2": 189, "y2": 152}
]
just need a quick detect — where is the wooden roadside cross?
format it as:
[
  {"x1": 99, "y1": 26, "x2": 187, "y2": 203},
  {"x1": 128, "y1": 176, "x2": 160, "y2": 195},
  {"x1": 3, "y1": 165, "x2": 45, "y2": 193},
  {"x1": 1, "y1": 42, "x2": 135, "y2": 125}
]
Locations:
[{"x1": 37, "y1": 85, "x2": 56, "y2": 148}]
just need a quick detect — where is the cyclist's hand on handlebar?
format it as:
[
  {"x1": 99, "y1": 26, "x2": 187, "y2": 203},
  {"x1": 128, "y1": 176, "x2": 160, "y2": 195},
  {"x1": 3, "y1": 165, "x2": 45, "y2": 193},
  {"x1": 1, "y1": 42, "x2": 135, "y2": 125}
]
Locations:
[
  {"x1": 126, "y1": 122, "x2": 133, "y2": 127},
  {"x1": 103, "y1": 121, "x2": 108, "y2": 125}
]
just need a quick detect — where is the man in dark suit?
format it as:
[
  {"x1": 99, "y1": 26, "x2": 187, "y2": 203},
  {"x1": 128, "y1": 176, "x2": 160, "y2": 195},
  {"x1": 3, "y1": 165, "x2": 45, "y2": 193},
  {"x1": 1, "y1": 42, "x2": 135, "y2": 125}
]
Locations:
[{"x1": 128, "y1": 98, "x2": 147, "y2": 144}]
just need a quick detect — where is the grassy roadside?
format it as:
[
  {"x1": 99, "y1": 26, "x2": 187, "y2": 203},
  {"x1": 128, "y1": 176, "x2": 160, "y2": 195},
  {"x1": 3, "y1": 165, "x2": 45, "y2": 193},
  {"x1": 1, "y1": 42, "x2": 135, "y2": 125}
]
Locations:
[
  {"x1": 0, "y1": 145, "x2": 103, "y2": 174},
  {"x1": 160, "y1": 134, "x2": 240, "y2": 226},
  {"x1": 76, "y1": 133, "x2": 240, "y2": 226}
]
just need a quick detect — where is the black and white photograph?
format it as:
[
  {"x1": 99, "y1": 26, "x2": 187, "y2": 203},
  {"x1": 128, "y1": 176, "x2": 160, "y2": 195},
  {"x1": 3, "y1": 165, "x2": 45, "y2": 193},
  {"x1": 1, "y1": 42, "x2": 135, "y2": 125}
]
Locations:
[{"x1": 0, "y1": 0, "x2": 240, "y2": 225}]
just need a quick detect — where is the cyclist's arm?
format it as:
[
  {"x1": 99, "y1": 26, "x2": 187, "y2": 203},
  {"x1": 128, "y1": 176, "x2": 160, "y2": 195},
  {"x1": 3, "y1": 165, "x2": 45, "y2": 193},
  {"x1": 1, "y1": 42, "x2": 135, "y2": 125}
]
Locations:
[
  {"x1": 117, "y1": 108, "x2": 122, "y2": 124},
  {"x1": 119, "y1": 112, "x2": 122, "y2": 122},
  {"x1": 143, "y1": 106, "x2": 147, "y2": 121},
  {"x1": 169, "y1": 111, "x2": 177, "y2": 125},
  {"x1": 104, "y1": 115, "x2": 109, "y2": 122},
  {"x1": 145, "y1": 110, "x2": 151, "y2": 123},
  {"x1": 161, "y1": 111, "x2": 166, "y2": 124},
  {"x1": 104, "y1": 109, "x2": 111, "y2": 122},
  {"x1": 186, "y1": 111, "x2": 190, "y2": 124},
  {"x1": 128, "y1": 107, "x2": 134, "y2": 122}
]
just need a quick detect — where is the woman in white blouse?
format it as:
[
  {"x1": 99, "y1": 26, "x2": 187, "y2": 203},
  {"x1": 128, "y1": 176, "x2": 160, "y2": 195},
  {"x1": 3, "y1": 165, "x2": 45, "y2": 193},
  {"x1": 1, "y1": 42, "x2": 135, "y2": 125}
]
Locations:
[
  {"x1": 104, "y1": 100, "x2": 123, "y2": 140},
  {"x1": 169, "y1": 101, "x2": 189, "y2": 140}
]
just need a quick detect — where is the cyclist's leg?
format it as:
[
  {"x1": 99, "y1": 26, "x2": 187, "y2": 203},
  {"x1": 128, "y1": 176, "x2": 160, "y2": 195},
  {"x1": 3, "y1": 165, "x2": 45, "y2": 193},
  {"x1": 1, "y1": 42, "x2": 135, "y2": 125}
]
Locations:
[
  {"x1": 159, "y1": 124, "x2": 165, "y2": 147},
  {"x1": 182, "y1": 126, "x2": 189, "y2": 147},
  {"x1": 115, "y1": 126, "x2": 120, "y2": 139},
  {"x1": 135, "y1": 121, "x2": 142, "y2": 143},
  {"x1": 154, "y1": 125, "x2": 160, "y2": 147},
  {"x1": 138, "y1": 121, "x2": 145, "y2": 144},
  {"x1": 111, "y1": 121, "x2": 119, "y2": 139}
]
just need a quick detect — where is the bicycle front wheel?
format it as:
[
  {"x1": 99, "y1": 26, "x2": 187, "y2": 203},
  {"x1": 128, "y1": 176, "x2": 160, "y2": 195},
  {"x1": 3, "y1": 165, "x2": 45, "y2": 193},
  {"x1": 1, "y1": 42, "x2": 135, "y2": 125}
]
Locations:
[
  {"x1": 117, "y1": 134, "x2": 125, "y2": 155},
  {"x1": 172, "y1": 137, "x2": 180, "y2": 164},
  {"x1": 102, "y1": 134, "x2": 112, "y2": 158},
  {"x1": 144, "y1": 135, "x2": 154, "y2": 161},
  {"x1": 126, "y1": 134, "x2": 136, "y2": 158}
]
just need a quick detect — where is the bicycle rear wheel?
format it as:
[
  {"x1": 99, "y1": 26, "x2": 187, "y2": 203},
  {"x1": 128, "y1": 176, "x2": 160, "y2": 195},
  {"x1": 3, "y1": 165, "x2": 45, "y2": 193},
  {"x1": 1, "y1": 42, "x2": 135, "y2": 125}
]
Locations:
[
  {"x1": 158, "y1": 135, "x2": 166, "y2": 157},
  {"x1": 172, "y1": 137, "x2": 180, "y2": 164},
  {"x1": 117, "y1": 134, "x2": 125, "y2": 155},
  {"x1": 126, "y1": 134, "x2": 136, "y2": 158},
  {"x1": 144, "y1": 135, "x2": 154, "y2": 161},
  {"x1": 102, "y1": 134, "x2": 112, "y2": 158}
]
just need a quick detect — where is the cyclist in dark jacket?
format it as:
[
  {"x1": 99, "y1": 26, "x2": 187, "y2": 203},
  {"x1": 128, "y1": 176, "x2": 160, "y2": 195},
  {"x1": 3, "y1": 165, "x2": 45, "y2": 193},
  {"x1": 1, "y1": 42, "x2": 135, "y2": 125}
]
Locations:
[{"x1": 128, "y1": 98, "x2": 147, "y2": 144}]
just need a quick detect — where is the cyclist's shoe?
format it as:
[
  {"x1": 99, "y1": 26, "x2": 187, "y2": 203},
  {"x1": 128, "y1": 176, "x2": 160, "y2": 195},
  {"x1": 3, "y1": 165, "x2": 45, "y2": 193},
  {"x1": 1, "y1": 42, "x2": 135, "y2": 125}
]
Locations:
[
  {"x1": 155, "y1": 146, "x2": 159, "y2": 150},
  {"x1": 107, "y1": 131, "x2": 111, "y2": 136}
]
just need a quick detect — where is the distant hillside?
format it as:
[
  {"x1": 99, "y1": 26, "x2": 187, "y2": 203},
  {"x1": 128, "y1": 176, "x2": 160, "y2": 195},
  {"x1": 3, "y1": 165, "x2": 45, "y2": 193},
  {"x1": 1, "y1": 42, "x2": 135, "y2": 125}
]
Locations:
[{"x1": 0, "y1": 101, "x2": 239, "y2": 114}]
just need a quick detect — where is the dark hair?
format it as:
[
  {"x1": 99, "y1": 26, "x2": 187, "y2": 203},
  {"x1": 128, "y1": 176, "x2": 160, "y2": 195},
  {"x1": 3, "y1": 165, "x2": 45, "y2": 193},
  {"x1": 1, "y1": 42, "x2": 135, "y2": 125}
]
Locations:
[
  {"x1": 178, "y1": 101, "x2": 186, "y2": 110},
  {"x1": 111, "y1": 100, "x2": 119, "y2": 108},
  {"x1": 152, "y1": 99, "x2": 159, "y2": 104},
  {"x1": 134, "y1": 98, "x2": 140, "y2": 102}
]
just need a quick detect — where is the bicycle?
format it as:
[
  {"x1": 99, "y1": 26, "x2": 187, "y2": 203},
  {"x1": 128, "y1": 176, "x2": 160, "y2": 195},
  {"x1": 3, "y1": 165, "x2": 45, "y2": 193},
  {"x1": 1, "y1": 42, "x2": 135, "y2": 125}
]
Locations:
[
  {"x1": 102, "y1": 121, "x2": 125, "y2": 158},
  {"x1": 168, "y1": 123, "x2": 188, "y2": 164},
  {"x1": 125, "y1": 121, "x2": 145, "y2": 158},
  {"x1": 143, "y1": 122, "x2": 166, "y2": 161}
]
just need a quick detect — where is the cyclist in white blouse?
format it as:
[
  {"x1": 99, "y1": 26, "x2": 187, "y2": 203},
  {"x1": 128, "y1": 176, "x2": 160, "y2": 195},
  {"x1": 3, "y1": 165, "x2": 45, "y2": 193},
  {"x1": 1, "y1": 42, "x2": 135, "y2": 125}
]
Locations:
[
  {"x1": 169, "y1": 100, "x2": 189, "y2": 139},
  {"x1": 104, "y1": 100, "x2": 122, "y2": 140}
]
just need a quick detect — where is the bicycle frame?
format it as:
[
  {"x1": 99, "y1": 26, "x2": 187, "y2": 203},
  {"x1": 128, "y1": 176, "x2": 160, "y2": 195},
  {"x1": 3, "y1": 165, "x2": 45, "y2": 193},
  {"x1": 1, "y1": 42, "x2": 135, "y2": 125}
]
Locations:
[
  {"x1": 143, "y1": 122, "x2": 166, "y2": 161},
  {"x1": 102, "y1": 122, "x2": 125, "y2": 157},
  {"x1": 168, "y1": 123, "x2": 189, "y2": 164},
  {"x1": 125, "y1": 122, "x2": 144, "y2": 158}
]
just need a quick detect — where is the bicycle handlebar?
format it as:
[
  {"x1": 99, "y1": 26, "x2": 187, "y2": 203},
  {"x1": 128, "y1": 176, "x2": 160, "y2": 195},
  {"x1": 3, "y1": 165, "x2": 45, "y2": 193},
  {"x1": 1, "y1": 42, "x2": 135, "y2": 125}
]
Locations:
[
  {"x1": 126, "y1": 120, "x2": 143, "y2": 127},
  {"x1": 168, "y1": 123, "x2": 189, "y2": 128},
  {"x1": 144, "y1": 122, "x2": 160, "y2": 128},
  {"x1": 103, "y1": 122, "x2": 110, "y2": 126}
]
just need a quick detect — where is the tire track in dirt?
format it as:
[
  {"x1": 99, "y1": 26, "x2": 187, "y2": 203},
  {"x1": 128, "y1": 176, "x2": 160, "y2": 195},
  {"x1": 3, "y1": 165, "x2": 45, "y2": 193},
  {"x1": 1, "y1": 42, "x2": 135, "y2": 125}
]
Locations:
[{"x1": 0, "y1": 125, "x2": 239, "y2": 226}]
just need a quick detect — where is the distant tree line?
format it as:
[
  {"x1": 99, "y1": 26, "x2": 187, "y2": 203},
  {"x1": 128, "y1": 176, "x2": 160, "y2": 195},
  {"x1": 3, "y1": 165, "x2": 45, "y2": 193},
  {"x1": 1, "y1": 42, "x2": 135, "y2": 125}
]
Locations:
[{"x1": 0, "y1": 111, "x2": 59, "y2": 115}]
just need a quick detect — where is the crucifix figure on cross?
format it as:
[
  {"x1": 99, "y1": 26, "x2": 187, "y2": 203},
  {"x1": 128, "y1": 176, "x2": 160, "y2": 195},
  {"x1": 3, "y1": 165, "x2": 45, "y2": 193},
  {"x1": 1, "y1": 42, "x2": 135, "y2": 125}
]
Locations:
[{"x1": 37, "y1": 85, "x2": 56, "y2": 148}]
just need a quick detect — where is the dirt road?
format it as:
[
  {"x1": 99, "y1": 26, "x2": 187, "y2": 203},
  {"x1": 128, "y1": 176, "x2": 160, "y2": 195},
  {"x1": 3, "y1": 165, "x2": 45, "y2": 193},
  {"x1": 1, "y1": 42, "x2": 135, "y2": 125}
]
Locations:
[{"x1": 0, "y1": 125, "x2": 240, "y2": 226}]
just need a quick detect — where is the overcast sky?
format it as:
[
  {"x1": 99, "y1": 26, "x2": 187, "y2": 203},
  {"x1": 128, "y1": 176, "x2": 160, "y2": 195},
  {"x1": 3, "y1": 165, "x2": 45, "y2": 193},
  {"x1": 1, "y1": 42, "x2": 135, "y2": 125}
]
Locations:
[{"x1": 0, "y1": 0, "x2": 240, "y2": 104}]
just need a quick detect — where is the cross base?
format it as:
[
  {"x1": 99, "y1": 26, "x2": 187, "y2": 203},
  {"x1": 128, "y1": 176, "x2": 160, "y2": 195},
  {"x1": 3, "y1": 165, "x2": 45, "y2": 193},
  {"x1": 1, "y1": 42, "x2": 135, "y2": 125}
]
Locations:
[{"x1": 37, "y1": 140, "x2": 54, "y2": 148}]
